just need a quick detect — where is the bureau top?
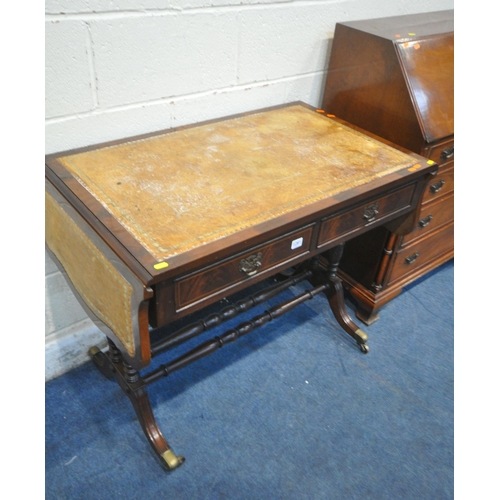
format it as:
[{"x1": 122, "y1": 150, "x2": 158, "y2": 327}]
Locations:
[
  {"x1": 323, "y1": 11, "x2": 454, "y2": 146},
  {"x1": 46, "y1": 103, "x2": 428, "y2": 279},
  {"x1": 338, "y1": 10, "x2": 453, "y2": 41}
]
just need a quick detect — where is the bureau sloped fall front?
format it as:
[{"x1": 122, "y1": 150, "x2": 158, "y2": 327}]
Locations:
[{"x1": 45, "y1": 103, "x2": 436, "y2": 470}]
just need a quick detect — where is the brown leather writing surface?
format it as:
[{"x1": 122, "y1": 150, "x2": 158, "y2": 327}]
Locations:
[{"x1": 55, "y1": 105, "x2": 416, "y2": 262}]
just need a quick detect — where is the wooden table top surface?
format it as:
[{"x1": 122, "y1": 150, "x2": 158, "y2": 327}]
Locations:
[{"x1": 54, "y1": 104, "x2": 419, "y2": 262}]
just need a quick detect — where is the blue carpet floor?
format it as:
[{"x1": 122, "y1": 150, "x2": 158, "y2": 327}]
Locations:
[{"x1": 45, "y1": 260, "x2": 453, "y2": 499}]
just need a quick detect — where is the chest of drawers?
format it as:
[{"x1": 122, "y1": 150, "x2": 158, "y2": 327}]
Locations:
[{"x1": 321, "y1": 10, "x2": 454, "y2": 324}]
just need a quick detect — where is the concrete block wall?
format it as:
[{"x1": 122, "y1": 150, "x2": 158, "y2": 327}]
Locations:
[{"x1": 45, "y1": 0, "x2": 453, "y2": 380}]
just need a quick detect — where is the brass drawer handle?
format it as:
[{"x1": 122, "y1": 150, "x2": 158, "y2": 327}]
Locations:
[
  {"x1": 239, "y1": 252, "x2": 263, "y2": 276},
  {"x1": 362, "y1": 202, "x2": 380, "y2": 223},
  {"x1": 418, "y1": 215, "x2": 433, "y2": 228},
  {"x1": 441, "y1": 145, "x2": 454, "y2": 159},
  {"x1": 430, "y1": 180, "x2": 445, "y2": 194},
  {"x1": 405, "y1": 252, "x2": 419, "y2": 265}
]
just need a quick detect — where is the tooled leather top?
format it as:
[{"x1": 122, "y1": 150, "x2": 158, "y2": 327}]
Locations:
[{"x1": 57, "y1": 104, "x2": 416, "y2": 261}]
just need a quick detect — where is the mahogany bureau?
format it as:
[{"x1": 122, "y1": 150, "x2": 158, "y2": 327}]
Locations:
[
  {"x1": 45, "y1": 102, "x2": 436, "y2": 470},
  {"x1": 321, "y1": 10, "x2": 454, "y2": 324}
]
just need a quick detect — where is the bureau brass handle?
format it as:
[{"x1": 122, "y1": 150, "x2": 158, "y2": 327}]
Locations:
[
  {"x1": 239, "y1": 252, "x2": 263, "y2": 276},
  {"x1": 362, "y1": 202, "x2": 380, "y2": 223},
  {"x1": 441, "y1": 145, "x2": 454, "y2": 159},
  {"x1": 405, "y1": 252, "x2": 419, "y2": 265},
  {"x1": 430, "y1": 180, "x2": 445, "y2": 194},
  {"x1": 418, "y1": 215, "x2": 433, "y2": 228}
]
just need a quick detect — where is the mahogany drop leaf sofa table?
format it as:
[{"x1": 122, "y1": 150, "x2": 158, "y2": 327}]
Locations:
[{"x1": 45, "y1": 102, "x2": 436, "y2": 470}]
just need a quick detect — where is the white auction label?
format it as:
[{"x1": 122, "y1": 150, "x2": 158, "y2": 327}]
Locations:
[{"x1": 291, "y1": 237, "x2": 303, "y2": 250}]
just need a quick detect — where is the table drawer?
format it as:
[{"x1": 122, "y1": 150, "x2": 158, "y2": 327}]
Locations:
[
  {"x1": 401, "y1": 192, "x2": 454, "y2": 246},
  {"x1": 318, "y1": 183, "x2": 415, "y2": 247},
  {"x1": 388, "y1": 222, "x2": 454, "y2": 285},
  {"x1": 176, "y1": 226, "x2": 314, "y2": 310},
  {"x1": 422, "y1": 165, "x2": 454, "y2": 204},
  {"x1": 424, "y1": 137, "x2": 454, "y2": 166}
]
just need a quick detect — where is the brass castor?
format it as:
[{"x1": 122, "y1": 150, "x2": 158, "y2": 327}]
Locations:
[
  {"x1": 161, "y1": 449, "x2": 185, "y2": 470},
  {"x1": 358, "y1": 343, "x2": 369, "y2": 354}
]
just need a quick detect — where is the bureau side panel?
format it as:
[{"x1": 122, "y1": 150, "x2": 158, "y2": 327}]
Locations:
[
  {"x1": 322, "y1": 25, "x2": 423, "y2": 152},
  {"x1": 45, "y1": 182, "x2": 151, "y2": 369}
]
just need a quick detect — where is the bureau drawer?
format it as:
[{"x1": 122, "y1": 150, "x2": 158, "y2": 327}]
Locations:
[
  {"x1": 318, "y1": 184, "x2": 415, "y2": 247},
  {"x1": 388, "y1": 223, "x2": 454, "y2": 285},
  {"x1": 422, "y1": 165, "x2": 454, "y2": 204},
  {"x1": 176, "y1": 226, "x2": 314, "y2": 310},
  {"x1": 401, "y1": 192, "x2": 454, "y2": 246},
  {"x1": 424, "y1": 137, "x2": 454, "y2": 166}
]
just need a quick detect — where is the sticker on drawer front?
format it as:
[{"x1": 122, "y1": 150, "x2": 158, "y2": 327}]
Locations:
[{"x1": 291, "y1": 237, "x2": 304, "y2": 250}]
